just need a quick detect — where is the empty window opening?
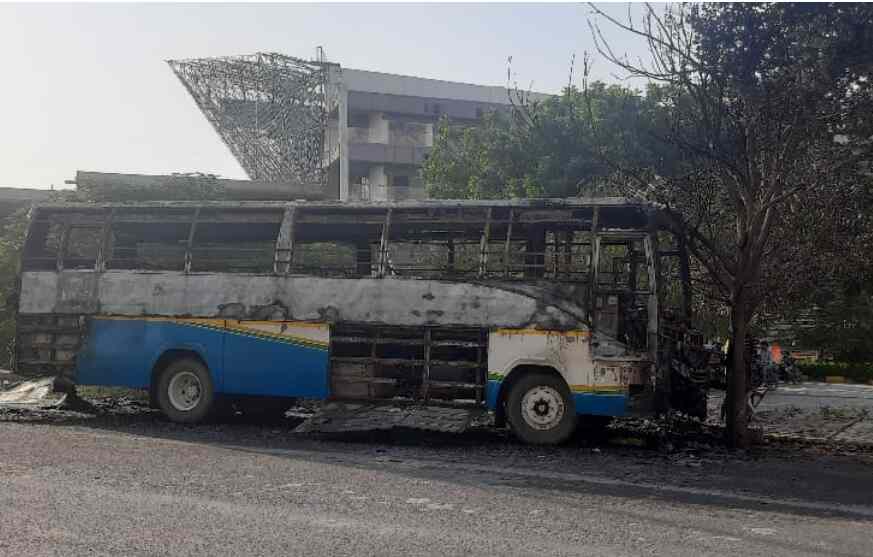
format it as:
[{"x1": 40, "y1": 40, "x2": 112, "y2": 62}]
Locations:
[
  {"x1": 64, "y1": 226, "x2": 102, "y2": 269},
  {"x1": 106, "y1": 209, "x2": 195, "y2": 271},
  {"x1": 291, "y1": 212, "x2": 385, "y2": 277},
  {"x1": 190, "y1": 222, "x2": 279, "y2": 273},
  {"x1": 22, "y1": 221, "x2": 64, "y2": 271},
  {"x1": 22, "y1": 211, "x2": 106, "y2": 271},
  {"x1": 387, "y1": 208, "x2": 487, "y2": 278}
]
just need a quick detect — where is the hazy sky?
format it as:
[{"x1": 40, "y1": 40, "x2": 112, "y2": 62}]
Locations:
[{"x1": 0, "y1": 2, "x2": 650, "y2": 189}]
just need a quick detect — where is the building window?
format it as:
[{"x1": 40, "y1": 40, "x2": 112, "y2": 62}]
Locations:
[
  {"x1": 348, "y1": 112, "x2": 369, "y2": 128},
  {"x1": 393, "y1": 175, "x2": 410, "y2": 190}
]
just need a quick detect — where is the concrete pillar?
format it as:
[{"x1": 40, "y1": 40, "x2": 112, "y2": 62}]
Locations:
[
  {"x1": 368, "y1": 165, "x2": 388, "y2": 201},
  {"x1": 323, "y1": 119, "x2": 339, "y2": 167},
  {"x1": 338, "y1": 87, "x2": 350, "y2": 201},
  {"x1": 368, "y1": 112, "x2": 390, "y2": 144},
  {"x1": 409, "y1": 174, "x2": 427, "y2": 200},
  {"x1": 424, "y1": 123, "x2": 434, "y2": 147}
]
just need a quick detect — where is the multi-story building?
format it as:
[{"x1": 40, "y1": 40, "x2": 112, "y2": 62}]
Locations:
[
  {"x1": 326, "y1": 67, "x2": 547, "y2": 201},
  {"x1": 168, "y1": 53, "x2": 548, "y2": 202}
]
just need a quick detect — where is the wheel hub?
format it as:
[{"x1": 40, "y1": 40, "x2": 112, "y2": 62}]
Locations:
[
  {"x1": 168, "y1": 371, "x2": 202, "y2": 412},
  {"x1": 521, "y1": 385, "x2": 566, "y2": 431}
]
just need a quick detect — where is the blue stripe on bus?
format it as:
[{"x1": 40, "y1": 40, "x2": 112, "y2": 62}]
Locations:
[
  {"x1": 573, "y1": 393, "x2": 627, "y2": 416},
  {"x1": 486, "y1": 380, "x2": 502, "y2": 410},
  {"x1": 486, "y1": 379, "x2": 627, "y2": 417},
  {"x1": 75, "y1": 318, "x2": 329, "y2": 399},
  {"x1": 222, "y1": 324, "x2": 328, "y2": 398}
]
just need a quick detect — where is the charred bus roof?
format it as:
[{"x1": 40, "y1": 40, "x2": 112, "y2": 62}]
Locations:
[{"x1": 29, "y1": 197, "x2": 663, "y2": 231}]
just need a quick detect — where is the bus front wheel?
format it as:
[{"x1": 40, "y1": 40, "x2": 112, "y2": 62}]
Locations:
[
  {"x1": 156, "y1": 358, "x2": 215, "y2": 424},
  {"x1": 506, "y1": 372, "x2": 577, "y2": 445}
]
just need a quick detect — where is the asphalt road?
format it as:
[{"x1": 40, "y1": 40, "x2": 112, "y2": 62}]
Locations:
[{"x1": 1, "y1": 411, "x2": 872, "y2": 557}]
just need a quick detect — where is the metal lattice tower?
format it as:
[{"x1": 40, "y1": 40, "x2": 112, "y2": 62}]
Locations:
[{"x1": 167, "y1": 52, "x2": 332, "y2": 184}]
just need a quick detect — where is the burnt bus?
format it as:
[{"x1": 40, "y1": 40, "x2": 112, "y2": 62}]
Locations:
[{"x1": 15, "y1": 197, "x2": 707, "y2": 444}]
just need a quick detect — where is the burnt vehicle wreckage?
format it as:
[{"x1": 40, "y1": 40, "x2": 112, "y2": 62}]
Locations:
[{"x1": 11, "y1": 194, "x2": 710, "y2": 443}]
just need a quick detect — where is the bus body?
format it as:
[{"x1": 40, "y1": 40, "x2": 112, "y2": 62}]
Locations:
[{"x1": 15, "y1": 198, "x2": 705, "y2": 444}]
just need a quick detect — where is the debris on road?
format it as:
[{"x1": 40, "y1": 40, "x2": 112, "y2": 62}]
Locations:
[
  {"x1": 834, "y1": 418, "x2": 873, "y2": 444},
  {"x1": 0, "y1": 376, "x2": 65, "y2": 408},
  {"x1": 753, "y1": 405, "x2": 870, "y2": 441},
  {"x1": 2, "y1": 382, "x2": 873, "y2": 457},
  {"x1": 0, "y1": 367, "x2": 25, "y2": 389},
  {"x1": 294, "y1": 402, "x2": 487, "y2": 434}
]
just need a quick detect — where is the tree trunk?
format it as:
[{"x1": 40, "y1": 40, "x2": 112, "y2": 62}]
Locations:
[{"x1": 726, "y1": 290, "x2": 750, "y2": 448}]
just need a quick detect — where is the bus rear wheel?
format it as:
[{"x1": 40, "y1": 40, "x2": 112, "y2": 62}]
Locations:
[
  {"x1": 506, "y1": 372, "x2": 577, "y2": 445},
  {"x1": 156, "y1": 358, "x2": 215, "y2": 424}
]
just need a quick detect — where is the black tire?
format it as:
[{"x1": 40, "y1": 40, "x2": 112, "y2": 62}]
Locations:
[
  {"x1": 155, "y1": 357, "x2": 215, "y2": 424},
  {"x1": 506, "y1": 371, "x2": 577, "y2": 445}
]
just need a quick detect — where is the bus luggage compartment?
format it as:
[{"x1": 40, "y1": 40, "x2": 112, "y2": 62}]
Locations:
[{"x1": 329, "y1": 324, "x2": 487, "y2": 405}]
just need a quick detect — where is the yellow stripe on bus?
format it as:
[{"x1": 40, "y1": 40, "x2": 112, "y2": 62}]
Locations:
[
  {"x1": 570, "y1": 384, "x2": 626, "y2": 394},
  {"x1": 225, "y1": 322, "x2": 328, "y2": 349},
  {"x1": 229, "y1": 320, "x2": 329, "y2": 331},
  {"x1": 492, "y1": 328, "x2": 590, "y2": 338},
  {"x1": 92, "y1": 316, "x2": 329, "y2": 348}
]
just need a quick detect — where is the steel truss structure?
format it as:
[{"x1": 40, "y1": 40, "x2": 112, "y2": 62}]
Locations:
[{"x1": 167, "y1": 52, "x2": 331, "y2": 185}]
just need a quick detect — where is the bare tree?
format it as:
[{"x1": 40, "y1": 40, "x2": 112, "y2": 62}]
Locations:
[{"x1": 587, "y1": 2, "x2": 873, "y2": 446}]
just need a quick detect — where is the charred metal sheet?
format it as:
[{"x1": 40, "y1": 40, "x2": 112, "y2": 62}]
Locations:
[
  {"x1": 29, "y1": 196, "x2": 656, "y2": 213},
  {"x1": 54, "y1": 272, "x2": 100, "y2": 314},
  {"x1": 73, "y1": 171, "x2": 332, "y2": 201},
  {"x1": 0, "y1": 377, "x2": 66, "y2": 408},
  {"x1": 294, "y1": 401, "x2": 483, "y2": 434},
  {"x1": 15, "y1": 314, "x2": 84, "y2": 382},
  {"x1": 0, "y1": 369, "x2": 24, "y2": 388},
  {"x1": 18, "y1": 271, "x2": 589, "y2": 330}
]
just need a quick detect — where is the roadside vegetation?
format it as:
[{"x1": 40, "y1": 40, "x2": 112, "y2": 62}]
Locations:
[
  {"x1": 0, "y1": 210, "x2": 28, "y2": 368},
  {"x1": 798, "y1": 362, "x2": 873, "y2": 385}
]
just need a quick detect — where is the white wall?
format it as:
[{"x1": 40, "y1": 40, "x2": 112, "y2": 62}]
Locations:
[{"x1": 368, "y1": 112, "x2": 389, "y2": 144}]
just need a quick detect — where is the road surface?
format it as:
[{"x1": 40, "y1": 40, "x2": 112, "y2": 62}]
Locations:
[{"x1": 1, "y1": 409, "x2": 872, "y2": 556}]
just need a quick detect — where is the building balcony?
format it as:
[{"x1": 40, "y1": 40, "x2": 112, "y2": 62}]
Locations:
[
  {"x1": 348, "y1": 143, "x2": 431, "y2": 166},
  {"x1": 348, "y1": 125, "x2": 432, "y2": 147},
  {"x1": 348, "y1": 126, "x2": 371, "y2": 143}
]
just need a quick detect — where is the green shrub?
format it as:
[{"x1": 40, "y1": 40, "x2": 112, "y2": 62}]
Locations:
[
  {"x1": 798, "y1": 361, "x2": 873, "y2": 383},
  {"x1": 0, "y1": 209, "x2": 28, "y2": 368}
]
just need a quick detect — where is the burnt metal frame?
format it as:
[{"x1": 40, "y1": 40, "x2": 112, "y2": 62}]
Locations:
[
  {"x1": 329, "y1": 324, "x2": 488, "y2": 404},
  {"x1": 23, "y1": 201, "x2": 666, "y2": 289},
  {"x1": 17, "y1": 200, "x2": 682, "y2": 398},
  {"x1": 23, "y1": 201, "x2": 666, "y2": 295}
]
